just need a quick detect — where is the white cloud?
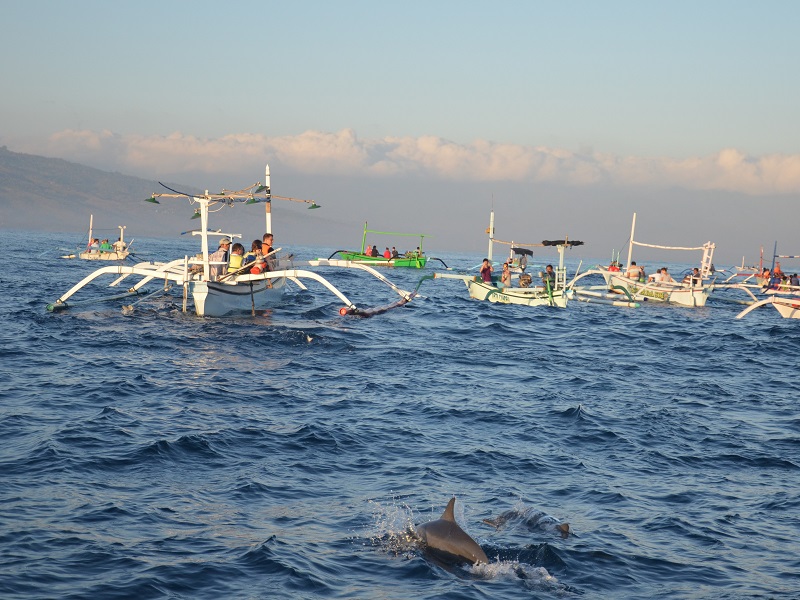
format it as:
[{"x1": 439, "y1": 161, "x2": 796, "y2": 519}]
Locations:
[{"x1": 38, "y1": 128, "x2": 800, "y2": 194}]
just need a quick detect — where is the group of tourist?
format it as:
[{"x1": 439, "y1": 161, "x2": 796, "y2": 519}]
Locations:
[
  {"x1": 761, "y1": 266, "x2": 799, "y2": 291},
  {"x1": 480, "y1": 259, "x2": 556, "y2": 288},
  {"x1": 208, "y1": 232, "x2": 276, "y2": 280},
  {"x1": 613, "y1": 261, "x2": 706, "y2": 286},
  {"x1": 365, "y1": 245, "x2": 421, "y2": 259},
  {"x1": 86, "y1": 237, "x2": 126, "y2": 254}
]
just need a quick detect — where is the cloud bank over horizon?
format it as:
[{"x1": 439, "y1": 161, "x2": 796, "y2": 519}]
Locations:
[{"x1": 16, "y1": 128, "x2": 800, "y2": 196}]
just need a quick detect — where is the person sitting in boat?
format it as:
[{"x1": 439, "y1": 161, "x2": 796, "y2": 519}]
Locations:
[
  {"x1": 791, "y1": 274, "x2": 799, "y2": 288},
  {"x1": 262, "y1": 233, "x2": 277, "y2": 270},
  {"x1": 112, "y1": 237, "x2": 126, "y2": 253},
  {"x1": 660, "y1": 267, "x2": 675, "y2": 283},
  {"x1": 370, "y1": 245, "x2": 379, "y2": 257},
  {"x1": 682, "y1": 267, "x2": 702, "y2": 285},
  {"x1": 480, "y1": 258, "x2": 493, "y2": 283},
  {"x1": 501, "y1": 263, "x2": 512, "y2": 287},
  {"x1": 391, "y1": 246, "x2": 399, "y2": 258},
  {"x1": 88, "y1": 238, "x2": 100, "y2": 253},
  {"x1": 228, "y1": 243, "x2": 245, "y2": 272},
  {"x1": 243, "y1": 240, "x2": 262, "y2": 269},
  {"x1": 383, "y1": 247, "x2": 391, "y2": 259},
  {"x1": 99, "y1": 239, "x2": 112, "y2": 252},
  {"x1": 209, "y1": 237, "x2": 231, "y2": 280},
  {"x1": 626, "y1": 261, "x2": 644, "y2": 281},
  {"x1": 415, "y1": 246, "x2": 423, "y2": 256},
  {"x1": 765, "y1": 272, "x2": 782, "y2": 291},
  {"x1": 608, "y1": 261, "x2": 621, "y2": 272},
  {"x1": 542, "y1": 264, "x2": 556, "y2": 288}
]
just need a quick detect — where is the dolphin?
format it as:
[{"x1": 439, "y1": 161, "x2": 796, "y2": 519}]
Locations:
[
  {"x1": 415, "y1": 497, "x2": 489, "y2": 566},
  {"x1": 483, "y1": 508, "x2": 570, "y2": 538}
]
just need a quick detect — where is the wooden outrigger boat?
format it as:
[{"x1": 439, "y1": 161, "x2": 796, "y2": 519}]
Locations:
[
  {"x1": 575, "y1": 213, "x2": 716, "y2": 307},
  {"x1": 47, "y1": 166, "x2": 416, "y2": 318},
  {"x1": 325, "y1": 222, "x2": 449, "y2": 268},
  {"x1": 430, "y1": 209, "x2": 582, "y2": 308},
  {"x1": 713, "y1": 244, "x2": 800, "y2": 311},
  {"x1": 61, "y1": 215, "x2": 131, "y2": 260}
]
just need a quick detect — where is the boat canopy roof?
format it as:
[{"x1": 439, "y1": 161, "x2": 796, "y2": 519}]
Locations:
[{"x1": 543, "y1": 239, "x2": 584, "y2": 247}]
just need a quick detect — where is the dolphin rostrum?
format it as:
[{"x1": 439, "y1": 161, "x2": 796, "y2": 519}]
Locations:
[{"x1": 415, "y1": 497, "x2": 489, "y2": 566}]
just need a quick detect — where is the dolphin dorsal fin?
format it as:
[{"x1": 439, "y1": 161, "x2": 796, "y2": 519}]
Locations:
[{"x1": 442, "y1": 497, "x2": 456, "y2": 522}]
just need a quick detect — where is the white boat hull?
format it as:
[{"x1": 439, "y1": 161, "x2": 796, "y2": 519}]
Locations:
[
  {"x1": 465, "y1": 279, "x2": 569, "y2": 308},
  {"x1": 771, "y1": 297, "x2": 800, "y2": 318},
  {"x1": 191, "y1": 277, "x2": 286, "y2": 317},
  {"x1": 603, "y1": 272, "x2": 710, "y2": 307}
]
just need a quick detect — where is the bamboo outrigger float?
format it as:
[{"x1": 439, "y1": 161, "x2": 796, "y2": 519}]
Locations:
[{"x1": 47, "y1": 166, "x2": 416, "y2": 318}]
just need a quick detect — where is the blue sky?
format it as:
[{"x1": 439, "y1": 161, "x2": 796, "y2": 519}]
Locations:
[{"x1": 3, "y1": 1, "x2": 800, "y2": 261}]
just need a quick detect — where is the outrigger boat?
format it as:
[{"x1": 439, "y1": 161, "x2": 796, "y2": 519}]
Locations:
[
  {"x1": 325, "y1": 222, "x2": 437, "y2": 268},
  {"x1": 61, "y1": 215, "x2": 131, "y2": 260},
  {"x1": 429, "y1": 209, "x2": 582, "y2": 308},
  {"x1": 47, "y1": 166, "x2": 415, "y2": 318},
  {"x1": 714, "y1": 244, "x2": 800, "y2": 312},
  {"x1": 572, "y1": 213, "x2": 716, "y2": 307}
]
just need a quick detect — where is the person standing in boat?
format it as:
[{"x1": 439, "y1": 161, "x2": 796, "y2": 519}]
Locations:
[
  {"x1": 542, "y1": 264, "x2": 556, "y2": 288},
  {"x1": 209, "y1": 237, "x2": 232, "y2": 280},
  {"x1": 501, "y1": 263, "x2": 512, "y2": 287},
  {"x1": 480, "y1": 258, "x2": 493, "y2": 283}
]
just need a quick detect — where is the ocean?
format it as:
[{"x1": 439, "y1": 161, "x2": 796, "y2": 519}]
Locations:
[{"x1": 1, "y1": 229, "x2": 799, "y2": 599}]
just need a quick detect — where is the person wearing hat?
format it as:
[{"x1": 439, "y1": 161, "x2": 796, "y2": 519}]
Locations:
[{"x1": 209, "y1": 237, "x2": 232, "y2": 280}]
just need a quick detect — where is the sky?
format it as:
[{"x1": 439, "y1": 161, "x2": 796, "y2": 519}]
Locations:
[{"x1": 2, "y1": 1, "x2": 800, "y2": 264}]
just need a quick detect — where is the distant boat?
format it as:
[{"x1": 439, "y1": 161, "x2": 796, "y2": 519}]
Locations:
[
  {"x1": 61, "y1": 215, "x2": 131, "y2": 261},
  {"x1": 573, "y1": 212, "x2": 716, "y2": 307},
  {"x1": 325, "y1": 222, "x2": 430, "y2": 268},
  {"x1": 432, "y1": 209, "x2": 584, "y2": 309}
]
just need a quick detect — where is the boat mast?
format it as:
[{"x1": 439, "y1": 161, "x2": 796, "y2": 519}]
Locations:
[
  {"x1": 198, "y1": 193, "x2": 211, "y2": 280},
  {"x1": 264, "y1": 164, "x2": 272, "y2": 235},
  {"x1": 487, "y1": 209, "x2": 495, "y2": 261},
  {"x1": 88, "y1": 214, "x2": 93, "y2": 246},
  {"x1": 625, "y1": 212, "x2": 637, "y2": 270},
  {"x1": 117, "y1": 225, "x2": 126, "y2": 246},
  {"x1": 361, "y1": 222, "x2": 368, "y2": 254}
]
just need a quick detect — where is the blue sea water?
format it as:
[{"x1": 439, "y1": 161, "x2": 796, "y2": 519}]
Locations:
[{"x1": 1, "y1": 229, "x2": 799, "y2": 599}]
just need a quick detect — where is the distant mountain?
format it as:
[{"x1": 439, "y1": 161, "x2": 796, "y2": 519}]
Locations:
[{"x1": 0, "y1": 146, "x2": 197, "y2": 237}]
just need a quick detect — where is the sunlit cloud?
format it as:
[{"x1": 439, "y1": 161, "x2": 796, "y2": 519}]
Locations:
[{"x1": 39, "y1": 128, "x2": 800, "y2": 194}]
